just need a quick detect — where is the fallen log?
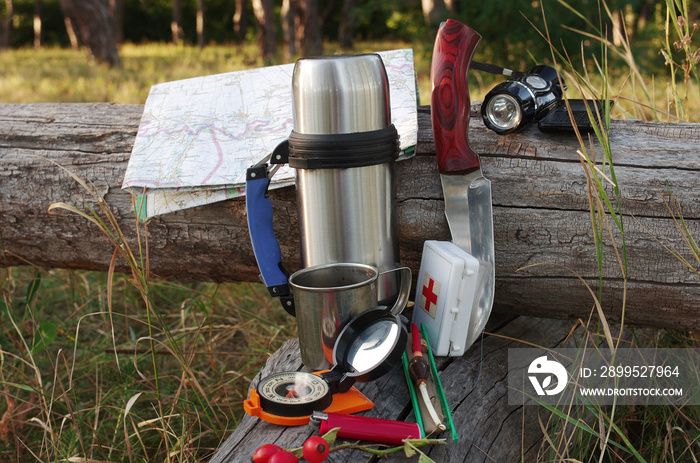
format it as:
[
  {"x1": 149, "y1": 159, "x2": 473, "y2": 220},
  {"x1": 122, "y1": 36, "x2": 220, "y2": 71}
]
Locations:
[
  {"x1": 1, "y1": 103, "x2": 698, "y2": 330},
  {"x1": 209, "y1": 315, "x2": 573, "y2": 463}
]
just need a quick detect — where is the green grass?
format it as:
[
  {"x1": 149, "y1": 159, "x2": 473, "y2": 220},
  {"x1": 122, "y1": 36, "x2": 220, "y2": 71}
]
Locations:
[
  {"x1": 0, "y1": 41, "x2": 437, "y2": 105},
  {"x1": 531, "y1": 1, "x2": 700, "y2": 461},
  {"x1": 2, "y1": 39, "x2": 694, "y2": 117},
  {"x1": 1, "y1": 163, "x2": 298, "y2": 461},
  {"x1": 0, "y1": 43, "x2": 272, "y2": 104},
  {"x1": 0, "y1": 266, "x2": 295, "y2": 461},
  {"x1": 0, "y1": 40, "x2": 521, "y2": 108}
]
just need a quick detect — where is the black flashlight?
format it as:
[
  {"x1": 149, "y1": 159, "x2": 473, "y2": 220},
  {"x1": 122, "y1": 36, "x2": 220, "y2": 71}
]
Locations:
[{"x1": 481, "y1": 65, "x2": 566, "y2": 135}]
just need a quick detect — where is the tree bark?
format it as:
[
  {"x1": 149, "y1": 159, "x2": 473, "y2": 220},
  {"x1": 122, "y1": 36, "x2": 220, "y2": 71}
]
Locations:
[
  {"x1": 109, "y1": 0, "x2": 124, "y2": 45},
  {"x1": 421, "y1": 0, "x2": 446, "y2": 25},
  {"x1": 64, "y1": 16, "x2": 79, "y2": 50},
  {"x1": 58, "y1": 0, "x2": 120, "y2": 66},
  {"x1": 209, "y1": 316, "x2": 572, "y2": 463},
  {"x1": 291, "y1": 0, "x2": 322, "y2": 56},
  {"x1": 281, "y1": 0, "x2": 297, "y2": 61},
  {"x1": 34, "y1": 0, "x2": 42, "y2": 48},
  {"x1": 338, "y1": 0, "x2": 355, "y2": 49},
  {"x1": 196, "y1": 0, "x2": 204, "y2": 49},
  {"x1": 251, "y1": 0, "x2": 276, "y2": 61},
  {"x1": 232, "y1": 0, "x2": 248, "y2": 42},
  {"x1": 171, "y1": 0, "x2": 182, "y2": 45},
  {"x1": 0, "y1": 103, "x2": 699, "y2": 331},
  {"x1": 2, "y1": 0, "x2": 13, "y2": 49}
]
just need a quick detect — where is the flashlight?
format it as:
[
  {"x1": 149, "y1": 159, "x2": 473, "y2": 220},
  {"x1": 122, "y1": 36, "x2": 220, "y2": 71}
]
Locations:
[{"x1": 481, "y1": 65, "x2": 565, "y2": 135}]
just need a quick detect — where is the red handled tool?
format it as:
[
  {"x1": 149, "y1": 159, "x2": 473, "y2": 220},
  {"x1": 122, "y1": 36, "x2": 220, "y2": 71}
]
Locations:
[{"x1": 310, "y1": 411, "x2": 422, "y2": 445}]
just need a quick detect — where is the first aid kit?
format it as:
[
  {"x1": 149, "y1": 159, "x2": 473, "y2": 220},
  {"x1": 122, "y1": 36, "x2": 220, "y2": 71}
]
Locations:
[{"x1": 411, "y1": 240, "x2": 480, "y2": 356}]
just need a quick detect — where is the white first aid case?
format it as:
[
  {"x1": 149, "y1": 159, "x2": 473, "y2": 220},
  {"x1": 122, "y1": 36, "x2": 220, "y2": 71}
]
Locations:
[{"x1": 411, "y1": 240, "x2": 480, "y2": 357}]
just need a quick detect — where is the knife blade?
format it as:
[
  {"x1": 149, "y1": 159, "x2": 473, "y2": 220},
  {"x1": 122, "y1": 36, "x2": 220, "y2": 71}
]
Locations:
[{"x1": 431, "y1": 19, "x2": 495, "y2": 348}]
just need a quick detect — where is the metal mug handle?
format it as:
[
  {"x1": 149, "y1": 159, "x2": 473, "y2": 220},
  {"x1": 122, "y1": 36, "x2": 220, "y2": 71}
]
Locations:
[{"x1": 379, "y1": 266, "x2": 412, "y2": 315}]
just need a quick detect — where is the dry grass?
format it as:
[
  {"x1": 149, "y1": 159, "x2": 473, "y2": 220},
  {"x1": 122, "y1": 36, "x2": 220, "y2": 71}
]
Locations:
[
  {"x1": 0, "y1": 266, "x2": 296, "y2": 461},
  {"x1": 0, "y1": 162, "x2": 293, "y2": 461}
]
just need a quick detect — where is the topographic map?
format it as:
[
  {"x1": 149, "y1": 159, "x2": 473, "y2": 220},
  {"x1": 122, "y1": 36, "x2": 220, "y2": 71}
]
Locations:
[{"x1": 123, "y1": 49, "x2": 418, "y2": 218}]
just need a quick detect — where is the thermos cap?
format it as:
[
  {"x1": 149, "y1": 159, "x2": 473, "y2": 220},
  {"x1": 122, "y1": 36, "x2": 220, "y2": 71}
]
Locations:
[{"x1": 292, "y1": 54, "x2": 392, "y2": 135}]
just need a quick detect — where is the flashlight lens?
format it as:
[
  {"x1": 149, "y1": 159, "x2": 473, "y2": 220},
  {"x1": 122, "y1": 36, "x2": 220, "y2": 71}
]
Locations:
[{"x1": 485, "y1": 94, "x2": 522, "y2": 131}]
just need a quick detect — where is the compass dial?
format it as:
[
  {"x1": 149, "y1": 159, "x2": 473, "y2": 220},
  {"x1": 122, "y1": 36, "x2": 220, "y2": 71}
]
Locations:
[{"x1": 256, "y1": 372, "x2": 333, "y2": 417}]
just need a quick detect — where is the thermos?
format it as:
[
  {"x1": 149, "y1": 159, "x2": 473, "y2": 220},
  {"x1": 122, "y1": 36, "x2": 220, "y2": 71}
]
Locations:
[
  {"x1": 246, "y1": 53, "x2": 408, "y2": 368},
  {"x1": 290, "y1": 54, "x2": 402, "y2": 304}
]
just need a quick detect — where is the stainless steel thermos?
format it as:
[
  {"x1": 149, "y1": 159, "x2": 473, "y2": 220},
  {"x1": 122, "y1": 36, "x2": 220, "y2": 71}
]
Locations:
[
  {"x1": 246, "y1": 53, "x2": 408, "y2": 369},
  {"x1": 290, "y1": 54, "x2": 402, "y2": 304}
]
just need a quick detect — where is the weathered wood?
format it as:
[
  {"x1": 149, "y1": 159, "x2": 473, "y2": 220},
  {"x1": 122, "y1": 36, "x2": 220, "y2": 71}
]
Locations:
[
  {"x1": 209, "y1": 315, "x2": 573, "y2": 462},
  {"x1": 1, "y1": 103, "x2": 699, "y2": 330}
]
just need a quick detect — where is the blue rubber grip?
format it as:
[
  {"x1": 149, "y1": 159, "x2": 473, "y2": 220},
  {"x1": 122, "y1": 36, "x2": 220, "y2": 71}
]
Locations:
[{"x1": 246, "y1": 166, "x2": 289, "y2": 293}]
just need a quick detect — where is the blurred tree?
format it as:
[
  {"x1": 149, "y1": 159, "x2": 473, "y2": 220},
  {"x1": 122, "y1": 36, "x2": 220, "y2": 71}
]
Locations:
[
  {"x1": 58, "y1": 0, "x2": 120, "y2": 66},
  {"x1": 421, "y1": 0, "x2": 447, "y2": 25},
  {"x1": 252, "y1": 0, "x2": 275, "y2": 60},
  {"x1": 0, "y1": 0, "x2": 688, "y2": 77},
  {"x1": 33, "y1": 0, "x2": 40, "y2": 47},
  {"x1": 64, "y1": 14, "x2": 78, "y2": 48},
  {"x1": 196, "y1": 0, "x2": 203, "y2": 48},
  {"x1": 172, "y1": 0, "x2": 181, "y2": 44},
  {"x1": 282, "y1": 0, "x2": 323, "y2": 59},
  {"x1": 338, "y1": 0, "x2": 355, "y2": 49},
  {"x1": 233, "y1": 0, "x2": 247, "y2": 40},
  {"x1": 348, "y1": 0, "x2": 425, "y2": 42},
  {"x1": 291, "y1": 0, "x2": 322, "y2": 56},
  {"x1": 2, "y1": 0, "x2": 13, "y2": 48},
  {"x1": 282, "y1": 0, "x2": 296, "y2": 59},
  {"x1": 110, "y1": 0, "x2": 123, "y2": 44},
  {"x1": 233, "y1": 0, "x2": 248, "y2": 41}
]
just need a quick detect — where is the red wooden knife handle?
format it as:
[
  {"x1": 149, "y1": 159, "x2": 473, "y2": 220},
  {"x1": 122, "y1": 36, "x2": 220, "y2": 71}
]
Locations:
[{"x1": 430, "y1": 19, "x2": 481, "y2": 174}]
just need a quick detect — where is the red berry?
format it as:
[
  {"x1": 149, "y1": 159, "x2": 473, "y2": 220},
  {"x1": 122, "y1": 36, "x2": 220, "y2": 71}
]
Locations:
[
  {"x1": 251, "y1": 443, "x2": 283, "y2": 462},
  {"x1": 268, "y1": 451, "x2": 299, "y2": 463},
  {"x1": 302, "y1": 436, "x2": 330, "y2": 463}
]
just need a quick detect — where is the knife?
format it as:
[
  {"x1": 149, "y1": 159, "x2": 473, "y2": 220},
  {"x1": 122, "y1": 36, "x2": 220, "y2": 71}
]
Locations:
[{"x1": 431, "y1": 19, "x2": 495, "y2": 348}]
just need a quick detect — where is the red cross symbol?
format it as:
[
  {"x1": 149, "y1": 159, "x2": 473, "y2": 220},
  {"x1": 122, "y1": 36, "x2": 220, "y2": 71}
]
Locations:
[{"x1": 422, "y1": 277, "x2": 439, "y2": 313}]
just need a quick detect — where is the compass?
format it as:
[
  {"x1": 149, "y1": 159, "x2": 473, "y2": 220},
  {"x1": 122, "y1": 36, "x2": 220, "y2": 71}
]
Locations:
[
  {"x1": 244, "y1": 307, "x2": 408, "y2": 425},
  {"x1": 256, "y1": 371, "x2": 333, "y2": 418}
]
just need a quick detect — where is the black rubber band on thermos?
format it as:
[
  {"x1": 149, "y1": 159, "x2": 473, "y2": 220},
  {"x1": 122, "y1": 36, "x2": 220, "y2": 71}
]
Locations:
[{"x1": 288, "y1": 125, "x2": 399, "y2": 169}]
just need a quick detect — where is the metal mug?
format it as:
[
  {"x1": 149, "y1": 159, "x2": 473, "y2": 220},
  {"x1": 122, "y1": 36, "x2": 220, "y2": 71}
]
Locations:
[{"x1": 289, "y1": 262, "x2": 411, "y2": 370}]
